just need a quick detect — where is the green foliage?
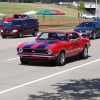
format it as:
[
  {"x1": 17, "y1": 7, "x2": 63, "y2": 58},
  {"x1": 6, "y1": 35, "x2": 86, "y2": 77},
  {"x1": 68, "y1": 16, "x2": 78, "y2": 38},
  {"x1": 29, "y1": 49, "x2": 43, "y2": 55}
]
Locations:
[
  {"x1": 78, "y1": 1, "x2": 85, "y2": 10},
  {"x1": 97, "y1": 0, "x2": 100, "y2": 3}
]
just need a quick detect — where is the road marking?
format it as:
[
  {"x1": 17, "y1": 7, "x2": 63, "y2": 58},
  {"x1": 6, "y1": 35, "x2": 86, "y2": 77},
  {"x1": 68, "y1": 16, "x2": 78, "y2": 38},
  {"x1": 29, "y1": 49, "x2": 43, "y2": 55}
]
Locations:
[
  {"x1": 4, "y1": 57, "x2": 19, "y2": 61},
  {"x1": 0, "y1": 59, "x2": 100, "y2": 94}
]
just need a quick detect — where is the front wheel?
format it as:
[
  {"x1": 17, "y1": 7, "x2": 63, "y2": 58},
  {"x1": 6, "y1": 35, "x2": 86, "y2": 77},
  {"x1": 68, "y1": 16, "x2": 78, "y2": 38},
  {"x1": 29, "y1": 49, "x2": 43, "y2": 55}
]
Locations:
[
  {"x1": 56, "y1": 52, "x2": 65, "y2": 66},
  {"x1": 92, "y1": 32, "x2": 96, "y2": 40},
  {"x1": 79, "y1": 46, "x2": 88, "y2": 59},
  {"x1": 2, "y1": 36, "x2": 6, "y2": 38},
  {"x1": 20, "y1": 58, "x2": 29, "y2": 64}
]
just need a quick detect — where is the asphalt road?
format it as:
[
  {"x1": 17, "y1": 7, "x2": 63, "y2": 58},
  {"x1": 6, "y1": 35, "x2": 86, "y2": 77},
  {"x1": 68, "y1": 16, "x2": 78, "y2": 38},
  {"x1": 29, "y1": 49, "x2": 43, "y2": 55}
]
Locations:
[{"x1": 0, "y1": 35, "x2": 100, "y2": 100}]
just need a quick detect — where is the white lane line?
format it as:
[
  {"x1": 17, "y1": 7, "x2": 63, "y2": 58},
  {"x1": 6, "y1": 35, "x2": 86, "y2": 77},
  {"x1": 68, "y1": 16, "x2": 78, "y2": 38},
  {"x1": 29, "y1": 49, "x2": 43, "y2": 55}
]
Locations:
[
  {"x1": 4, "y1": 57, "x2": 19, "y2": 61},
  {"x1": 0, "y1": 59, "x2": 100, "y2": 95}
]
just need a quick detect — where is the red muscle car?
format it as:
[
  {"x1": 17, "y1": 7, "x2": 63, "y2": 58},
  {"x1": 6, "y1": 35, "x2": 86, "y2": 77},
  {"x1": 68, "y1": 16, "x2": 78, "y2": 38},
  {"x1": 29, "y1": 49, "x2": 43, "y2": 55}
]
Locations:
[{"x1": 17, "y1": 30, "x2": 91, "y2": 66}]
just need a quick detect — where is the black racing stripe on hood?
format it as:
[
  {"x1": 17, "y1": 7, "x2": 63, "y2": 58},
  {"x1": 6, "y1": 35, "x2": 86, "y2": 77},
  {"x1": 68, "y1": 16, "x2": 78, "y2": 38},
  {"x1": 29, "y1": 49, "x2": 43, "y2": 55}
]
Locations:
[
  {"x1": 23, "y1": 42, "x2": 37, "y2": 48},
  {"x1": 37, "y1": 41, "x2": 54, "y2": 49}
]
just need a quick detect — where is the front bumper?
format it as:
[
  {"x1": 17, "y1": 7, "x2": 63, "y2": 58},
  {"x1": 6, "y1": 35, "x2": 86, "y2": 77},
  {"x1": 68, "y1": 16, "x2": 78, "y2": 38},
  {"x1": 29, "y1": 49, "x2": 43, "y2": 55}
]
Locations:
[
  {"x1": 81, "y1": 32, "x2": 93, "y2": 38},
  {"x1": 1, "y1": 31, "x2": 18, "y2": 37},
  {"x1": 17, "y1": 53, "x2": 58, "y2": 60}
]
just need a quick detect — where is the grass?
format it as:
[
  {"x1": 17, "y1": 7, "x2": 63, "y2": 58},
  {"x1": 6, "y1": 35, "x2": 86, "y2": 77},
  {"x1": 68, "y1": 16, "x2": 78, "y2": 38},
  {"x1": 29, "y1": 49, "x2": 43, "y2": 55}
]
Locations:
[{"x1": 0, "y1": 3, "x2": 84, "y2": 19}]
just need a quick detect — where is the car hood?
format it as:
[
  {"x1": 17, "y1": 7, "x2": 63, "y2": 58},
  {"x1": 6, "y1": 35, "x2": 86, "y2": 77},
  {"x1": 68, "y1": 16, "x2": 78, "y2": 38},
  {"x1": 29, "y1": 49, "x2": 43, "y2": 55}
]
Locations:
[
  {"x1": 3, "y1": 26, "x2": 21, "y2": 30},
  {"x1": 74, "y1": 27, "x2": 94, "y2": 31},
  {"x1": 18, "y1": 40, "x2": 62, "y2": 50}
]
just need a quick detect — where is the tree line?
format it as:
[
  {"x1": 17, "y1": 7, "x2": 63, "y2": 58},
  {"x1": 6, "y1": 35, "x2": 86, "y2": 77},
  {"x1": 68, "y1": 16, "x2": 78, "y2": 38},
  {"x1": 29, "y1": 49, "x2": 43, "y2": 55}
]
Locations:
[{"x1": 0, "y1": 0, "x2": 99, "y2": 4}]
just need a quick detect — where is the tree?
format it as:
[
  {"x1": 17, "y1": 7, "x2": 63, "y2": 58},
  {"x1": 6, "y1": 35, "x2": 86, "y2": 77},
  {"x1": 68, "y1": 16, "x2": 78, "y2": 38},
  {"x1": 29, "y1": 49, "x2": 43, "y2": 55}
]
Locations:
[{"x1": 78, "y1": 1, "x2": 85, "y2": 10}]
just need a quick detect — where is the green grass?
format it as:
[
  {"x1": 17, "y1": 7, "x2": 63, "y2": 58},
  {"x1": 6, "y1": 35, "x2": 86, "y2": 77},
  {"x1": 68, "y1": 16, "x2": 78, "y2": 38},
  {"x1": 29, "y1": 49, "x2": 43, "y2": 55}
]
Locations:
[
  {"x1": 0, "y1": 3, "x2": 89, "y2": 30},
  {"x1": 0, "y1": 3, "x2": 84, "y2": 19}
]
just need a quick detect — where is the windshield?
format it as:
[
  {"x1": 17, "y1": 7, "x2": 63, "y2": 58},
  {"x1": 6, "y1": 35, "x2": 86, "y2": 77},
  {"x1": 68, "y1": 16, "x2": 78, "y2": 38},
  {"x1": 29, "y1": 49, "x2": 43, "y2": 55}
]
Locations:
[
  {"x1": 78, "y1": 22, "x2": 93, "y2": 27},
  {"x1": 37, "y1": 32, "x2": 68, "y2": 41},
  {"x1": 23, "y1": 15, "x2": 30, "y2": 18},
  {"x1": 7, "y1": 20, "x2": 22, "y2": 26}
]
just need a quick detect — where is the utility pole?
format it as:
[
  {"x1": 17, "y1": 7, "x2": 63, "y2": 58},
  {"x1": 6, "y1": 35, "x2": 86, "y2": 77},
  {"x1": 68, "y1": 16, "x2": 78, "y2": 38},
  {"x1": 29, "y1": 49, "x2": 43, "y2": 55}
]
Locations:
[{"x1": 96, "y1": 0, "x2": 97, "y2": 9}]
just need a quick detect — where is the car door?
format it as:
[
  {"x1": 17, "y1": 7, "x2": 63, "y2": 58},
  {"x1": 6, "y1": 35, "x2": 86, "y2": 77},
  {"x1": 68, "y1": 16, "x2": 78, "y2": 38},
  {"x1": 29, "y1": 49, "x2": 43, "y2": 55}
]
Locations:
[
  {"x1": 68, "y1": 32, "x2": 80, "y2": 56},
  {"x1": 62, "y1": 33, "x2": 80, "y2": 58},
  {"x1": 26, "y1": 19, "x2": 33, "y2": 34},
  {"x1": 61, "y1": 33, "x2": 73, "y2": 58},
  {"x1": 22, "y1": 20, "x2": 28, "y2": 35}
]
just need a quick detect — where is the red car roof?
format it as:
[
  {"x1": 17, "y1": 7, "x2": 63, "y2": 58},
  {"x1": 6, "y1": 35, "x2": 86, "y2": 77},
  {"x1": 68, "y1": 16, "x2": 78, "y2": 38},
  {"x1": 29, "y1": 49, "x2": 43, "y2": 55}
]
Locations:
[{"x1": 44, "y1": 30, "x2": 76, "y2": 34}]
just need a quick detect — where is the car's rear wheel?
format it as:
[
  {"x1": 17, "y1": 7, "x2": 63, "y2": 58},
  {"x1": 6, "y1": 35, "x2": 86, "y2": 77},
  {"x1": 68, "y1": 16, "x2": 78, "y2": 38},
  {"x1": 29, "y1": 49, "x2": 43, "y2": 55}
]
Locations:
[
  {"x1": 32, "y1": 30, "x2": 37, "y2": 36},
  {"x1": 92, "y1": 32, "x2": 96, "y2": 40},
  {"x1": 56, "y1": 51, "x2": 65, "y2": 66},
  {"x1": 20, "y1": 58, "x2": 29, "y2": 64},
  {"x1": 79, "y1": 46, "x2": 88, "y2": 59}
]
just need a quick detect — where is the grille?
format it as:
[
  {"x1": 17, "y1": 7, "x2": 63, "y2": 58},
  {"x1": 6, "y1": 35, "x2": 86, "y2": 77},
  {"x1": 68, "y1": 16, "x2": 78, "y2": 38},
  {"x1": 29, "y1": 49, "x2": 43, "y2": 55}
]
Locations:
[
  {"x1": 23, "y1": 48, "x2": 47, "y2": 54},
  {"x1": 4, "y1": 30, "x2": 12, "y2": 33},
  {"x1": 77, "y1": 31, "x2": 86, "y2": 33}
]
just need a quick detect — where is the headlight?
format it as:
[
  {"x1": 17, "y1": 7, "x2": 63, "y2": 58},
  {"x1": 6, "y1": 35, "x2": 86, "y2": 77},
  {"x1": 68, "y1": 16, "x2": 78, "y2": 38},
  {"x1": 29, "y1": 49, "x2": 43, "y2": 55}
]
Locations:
[
  {"x1": 86, "y1": 30, "x2": 92, "y2": 33},
  {"x1": 47, "y1": 49, "x2": 52, "y2": 54},
  {"x1": 79, "y1": 32, "x2": 82, "y2": 35},
  {"x1": 12, "y1": 30, "x2": 18, "y2": 32},
  {"x1": 19, "y1": 48, "x2": 23, "y2": 53},
  {"x1": 1, "y1": 30, "x2": 3, "y2": 32}
]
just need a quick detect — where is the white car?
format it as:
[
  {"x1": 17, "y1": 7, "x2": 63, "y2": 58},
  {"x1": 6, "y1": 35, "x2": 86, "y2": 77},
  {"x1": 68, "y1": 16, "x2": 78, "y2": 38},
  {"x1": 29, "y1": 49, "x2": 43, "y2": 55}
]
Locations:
[{"x1": 81, "y1": 14, "x2": 96, "y2": 19}]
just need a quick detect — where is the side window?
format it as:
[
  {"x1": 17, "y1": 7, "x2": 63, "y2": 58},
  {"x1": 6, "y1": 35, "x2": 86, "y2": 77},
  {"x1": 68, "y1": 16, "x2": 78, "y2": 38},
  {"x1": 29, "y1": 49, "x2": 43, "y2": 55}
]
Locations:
[
  {"x1": 23, "y1": 21, "x2": 27, "y2": 26},
  {"x1": 69, "y1": 33, "x2": 73, "y2": 40},
  {"x1": 26, "y1": 19, "x2": 37, "y2": 26},
  {"x1": 31, "y1": 19, "x2": 38, "y2": 26},
  {"x1": 69, "y1": 33, "x2": 79, "y2": 40},
  {"x1": 96, "y1": 22, "x2": 100, "y2": 26},
  {"x1": 57, "y1": 33, "x2": 68, "y2": 41},
  {"x1": 14, "y1": 15, "x2": 19, "y2": 19},
  {"x1": 26, "y1": 20, "x2": 31, "y2": 26},
  {"x1": 72, "y1": 33, "x2": 79, "y2": 39},
  {"x1": 93, "y1": 22, "x2": 96, "y2": 27}
]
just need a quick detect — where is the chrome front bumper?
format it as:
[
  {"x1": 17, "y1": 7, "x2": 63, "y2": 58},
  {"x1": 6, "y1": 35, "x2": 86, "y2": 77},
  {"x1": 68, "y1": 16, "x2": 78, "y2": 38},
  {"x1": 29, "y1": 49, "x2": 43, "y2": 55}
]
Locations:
[{"x1": 17, "y1": 53, "x2": 57, "y2": 58}]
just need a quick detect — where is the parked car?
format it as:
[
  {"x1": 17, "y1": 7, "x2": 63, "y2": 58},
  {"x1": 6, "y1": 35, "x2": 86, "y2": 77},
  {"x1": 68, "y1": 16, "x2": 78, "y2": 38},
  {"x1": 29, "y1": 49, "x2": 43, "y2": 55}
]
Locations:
[
  {"x1": 17, "y1": 30, "x2": 91, "y2": 66},
  {"x1": 74, "y1": 21, "x2": 100, "y2": 39},
  {"x1": 81, "y1": 14, "x2": 96, "y2": 19},
  {"x1": 0, "y1": 18, "x2": 39, "y2": 38},
  {"x1": 93, "y1": 17, "x2": 100, "y2": 21},
  {"x1": 2, "y1": 14, "x2": 31, "y2": 22}
]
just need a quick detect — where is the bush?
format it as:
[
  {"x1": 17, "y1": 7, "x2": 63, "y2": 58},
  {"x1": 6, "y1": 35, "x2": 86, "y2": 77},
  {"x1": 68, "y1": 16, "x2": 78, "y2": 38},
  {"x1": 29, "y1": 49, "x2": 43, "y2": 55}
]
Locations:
[{"x1": 78, "y1": 1, "x2": 85, "y2": 10}]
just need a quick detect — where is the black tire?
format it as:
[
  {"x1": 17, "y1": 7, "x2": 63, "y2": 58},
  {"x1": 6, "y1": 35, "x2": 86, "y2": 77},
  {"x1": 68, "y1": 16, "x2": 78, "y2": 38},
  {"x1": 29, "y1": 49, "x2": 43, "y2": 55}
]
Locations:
[
  {"x1": 79, "y1": 46, "x2": 88, "y2": 59},
  {"x1": 18, "y1": 32, "x2": 23, "y2": 38},
  {"x1": 56, "y1": 52, "x2": 65, "y2": 66},
  {"x1": 2, "y1": 36, "x2": 6, "y2": 38},
  {"x1": 32, "y1": 30, "x2": 37, "y2": 36},
  {"x1": 92, "y1": 32, "x2": 96, "y2": 40},
  {"x1": 20, "y1": 58, "x2": 29, "y2": 64}
]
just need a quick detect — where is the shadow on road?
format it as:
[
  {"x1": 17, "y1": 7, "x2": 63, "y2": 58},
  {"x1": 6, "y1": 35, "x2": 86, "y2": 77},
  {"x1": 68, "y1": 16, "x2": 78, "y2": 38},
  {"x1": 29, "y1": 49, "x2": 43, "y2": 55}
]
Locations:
[{"x1": 29, "y1": 78, "x2": 100, "y2": 100}]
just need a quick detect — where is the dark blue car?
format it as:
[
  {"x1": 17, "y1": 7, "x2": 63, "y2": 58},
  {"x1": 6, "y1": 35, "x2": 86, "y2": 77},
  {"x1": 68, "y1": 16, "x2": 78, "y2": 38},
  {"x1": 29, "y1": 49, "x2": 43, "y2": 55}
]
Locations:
[{"x1": 74, "y1": 21, "x2": 100, "y2": 39}]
